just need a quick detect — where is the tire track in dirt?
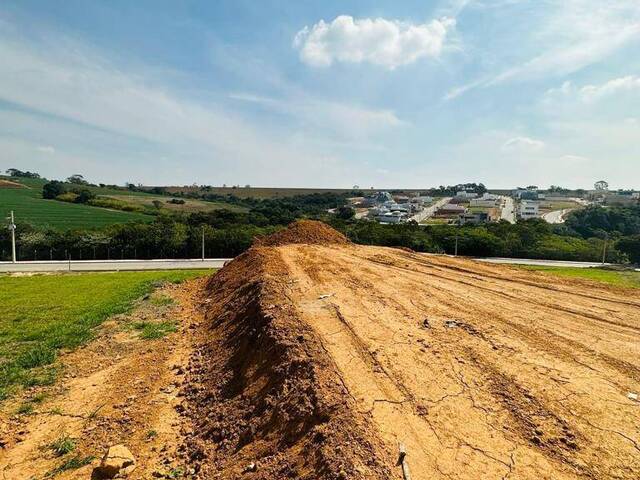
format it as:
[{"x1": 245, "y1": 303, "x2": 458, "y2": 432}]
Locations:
[{"x1": 276, "y1": 242, "x2": 640, "y2": 479}]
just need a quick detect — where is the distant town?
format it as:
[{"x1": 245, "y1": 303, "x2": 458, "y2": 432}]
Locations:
[{"x1": 345, "y1": 181, "x2": 639, "y2": 226}]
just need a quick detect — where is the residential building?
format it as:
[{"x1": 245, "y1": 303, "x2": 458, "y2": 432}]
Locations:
[
  {"x1": 437, "y1": 204, "x2": 467, "y2": 215},
  {"x1": 518, "y1": 200, "x2": 540, "y2": 219}
]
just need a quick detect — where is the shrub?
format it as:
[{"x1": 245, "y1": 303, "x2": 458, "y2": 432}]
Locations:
[
  {"x1": 42, "y1": 181, "x2": 67, "y2": 199},
  {"x1": 617, "y1": 235, "x2": 640, "y2": 264},
  {"x1": 55, "y1": 192, "x2": 79, "y2": 203},
  {"x1": 88, "y1": 198, "x2": 146, "y2": 213}
]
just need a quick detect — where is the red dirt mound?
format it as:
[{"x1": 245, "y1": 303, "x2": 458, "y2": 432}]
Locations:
[
  {"x1": 183, "y1": 247, "x2": 393, "y2": 479},
  {"x1": 254, "y1": 219, "x2": 349, "y2": 247}
]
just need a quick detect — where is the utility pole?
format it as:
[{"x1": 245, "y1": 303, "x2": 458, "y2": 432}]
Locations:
[
  {"x1": 602, "y1": 235, "x2": 608, "y2": 264},
  {"x1": 7, "y1": 211, "x2": 16, "y2": 263},
  {"x1": 201, "y1": 226, "x2": 205, "y2": 261},
  {"x1": 454, "y1": 218, "x2": 459, "y2": 257}
]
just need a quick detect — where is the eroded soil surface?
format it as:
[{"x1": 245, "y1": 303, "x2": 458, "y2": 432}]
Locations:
[
  {"x1": 186, "y1": 226, "x2": 639, "y2": 479},
  {"x1": 0, "y1": 278, "x2": 207, "y2": 480},
  {"x1": 278, "y1": 244, "x2": 640, "y2": 479}
]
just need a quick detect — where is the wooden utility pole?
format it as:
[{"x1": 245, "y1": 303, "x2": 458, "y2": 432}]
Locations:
[
  {"x1": 8, "y1": 211, "x2": 16, "y2": 263},
  {"x1": 201, "y1": 226, "x2": 205, "y2": 261}
]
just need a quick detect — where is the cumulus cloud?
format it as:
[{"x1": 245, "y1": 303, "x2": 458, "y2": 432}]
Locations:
[
  {"x1": 579, "y1": 76, "x2": 640, "y2": 101},
  {"x1": 501, "y1": 136, "x2": 545, "y2": 152},
  {"x1": 293, "y1": 15, "x2": 455, "y2": 69},
  {"x1": 546, "y1": 76, "x2": 640, "y2": 103}
]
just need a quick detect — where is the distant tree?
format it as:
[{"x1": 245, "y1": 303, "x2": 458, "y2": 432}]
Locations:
[
  {"x1": 67, "y1": 174, "x2": 88, "y2": 185},
  {"x1": 6, "y1": 168, "x2": 40, "y2": 178},
  {"x1": 336, "y1": 206, "x2": 356, "y2": 220},
  {"x1": 616, "y1": 236, "x2": 640, "y2": 264},
  {"x1": 42, "y1": 181, "x2": 67, "y2": 199},
  {"x1": 74, "y1": 189, "x2": 96, "y2": 204},
  {"x1": 594, "y1": 180, "x2": 609, "y2": 191}
]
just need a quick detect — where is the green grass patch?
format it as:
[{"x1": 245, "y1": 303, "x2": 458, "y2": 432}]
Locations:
[
  {"x1": 519, "y1": 266, "x2": 640, "y2": 288},
  {"x1": 45, "y1": 454, "x2": 95, "y2": 477},
  {"x1": 148, "y1": 294, "x2": 174, "y2": 307},
  {"x1": 0, "y1": 176, "x2": 152, "y2": 230},
  {"x1": 0, "y1": 269, "x2": 211, "y2": 400},
  {"x1": 48, "y1": 433, "x2": 77, "y2": 456},
  {"x1": 16, "y1": 402, "x2": 35, "y2": 415},
  {"x1": 131, "y1": 320, "x2": 178, "y2": 340}
]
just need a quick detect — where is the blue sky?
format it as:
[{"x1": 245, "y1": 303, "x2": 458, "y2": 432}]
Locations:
[{"x1": 1, "y1": 0, "x2": 639, "y2": 188}]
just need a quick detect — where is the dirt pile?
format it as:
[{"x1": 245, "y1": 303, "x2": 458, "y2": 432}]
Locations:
[
  {"x1": 183, "y1": 246, "x2": 393, "y2": 479},
  {"x1": 187, "y1": 222, "x2": 640, "y2": 479},
  {"x1": 254, "y1": 219, "x2": 349, "y2": 247}
]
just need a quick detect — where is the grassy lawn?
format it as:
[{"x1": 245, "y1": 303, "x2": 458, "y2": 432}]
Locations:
[
  {"x1": 519, "y1": 266, "x2": 640, "y2": 288},
  {"x1": 0, "y1": 177, "x2": 151, "y2": 230},
  {"x1": 0, "y1": 269, "x2": 211, "y2": 400}
]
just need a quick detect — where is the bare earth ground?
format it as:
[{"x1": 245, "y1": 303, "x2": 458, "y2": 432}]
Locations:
[
  {"x1": 280, "y1": 245, "x2": 640, "y2": 479},
  {"x1": 0, "y1": 278, "x2": 207, "y2": 480},
  {"x1": 186, "y1": 238, "x2": 640, "y2": 479},
  {"x1": 2, "y1": 228, "x2": 639, "y2": 479}
]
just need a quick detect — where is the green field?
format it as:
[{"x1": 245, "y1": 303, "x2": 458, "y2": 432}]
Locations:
[
  {"x1": 0, "y1": 269, "x2": 211, "y2": 400},
  {"x1": 105, "y1": 193, "x2": 246, "y2": 213},
  {"x1": 519, "y1": 266, "x2": 640, "y2": 288},
  {"x1": 0, "y1": 177, "x2": 151, "y2": 230}
]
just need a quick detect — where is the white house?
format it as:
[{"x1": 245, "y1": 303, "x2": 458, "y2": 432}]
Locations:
[
  {"x1": 470, "y1": 194, "x2": 501, "y2": 208},
  {"x1": 518, "y1": 200, "x2": 540, "y2": 219},
  {"x1": 455, "y1": 191, "x2": 478, "y2": 199}
]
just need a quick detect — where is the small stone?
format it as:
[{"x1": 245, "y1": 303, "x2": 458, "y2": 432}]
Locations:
[
  {"x1": 93, "y1": 444, "x2": 136, "y2": 478},
  {"x1": 243, "y1": 462, "x2": 257, "y2": 473}
]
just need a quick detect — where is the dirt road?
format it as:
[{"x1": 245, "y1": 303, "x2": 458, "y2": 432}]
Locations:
[{"x1": 277, "y1": 244, "x2": 640, "y2": 479}]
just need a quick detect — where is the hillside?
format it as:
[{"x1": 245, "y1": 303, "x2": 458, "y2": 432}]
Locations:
[
  {"x1": 0, "y1": 177, "x2": 150, "y2": 230},
  {"x1": 0, "y1": 177, "x2": 242, "y2": 230}
]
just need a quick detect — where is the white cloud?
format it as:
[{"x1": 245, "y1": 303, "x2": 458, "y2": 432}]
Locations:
[
  {"x1": 446, "y1": 0, "x2": 640, "y2": 99},
  {"x1": 36, "y1": 145, "x2": 55, "y2": 153},
  {"x1": 294, "y1": 15, "x2": 455, "y2": 69},
  {"x1": 545, "y1": 75, "x2": 640, "y2": 103},
  {"x1": 0, "y1": 24, "x2": 382, "y2": 186},
  {"x1": 579, "y1": 76, "x2": 640, "y2": 102},
  {"x1": 501, "y1": 136, "x2": 545, "y2": 152}
]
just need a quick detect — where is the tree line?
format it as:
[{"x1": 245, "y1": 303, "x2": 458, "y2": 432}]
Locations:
[{"x1": 1, "y1": 195, "x2": 639, "y2": 263}]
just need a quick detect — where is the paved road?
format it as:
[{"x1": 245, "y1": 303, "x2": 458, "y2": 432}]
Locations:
[
  {"x1": 0, "y1": 258, "x2": 231, "y2": 273},
  {"x1": 2, "y1": 256, "x2": 634, "y2": 273},
  {"x1": 474, "y1": 257, "x2": 609, "y2": 268},
  {"x1": 411, "y1": 197, "x2": 452, "y2": 223},
  {"x1": 543, "y1": 208, "x2": 574, "y2": 224},
  {"x1": 500, "y1": 196, "x2": 516, "y2": 223}
]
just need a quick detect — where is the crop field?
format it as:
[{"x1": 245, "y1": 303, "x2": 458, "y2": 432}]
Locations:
[
  {"x1": 0, "y1": 269, "x2": 211, "y2": 400},
  {"x1": 519, "y1": 265, "x2": 640, "y2": 288},
  {"x1": 0, "y1": 177, "x2": 151, "y2": 229},
  {"x1": 104, "y1": 194, "x2": 246, "y2": 213}
]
